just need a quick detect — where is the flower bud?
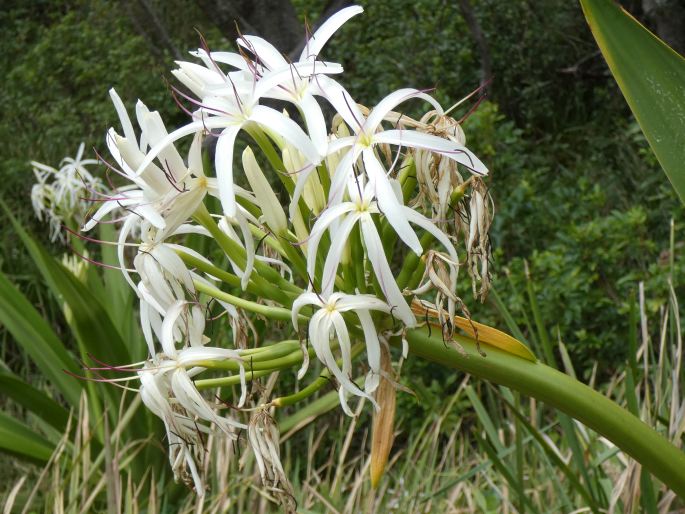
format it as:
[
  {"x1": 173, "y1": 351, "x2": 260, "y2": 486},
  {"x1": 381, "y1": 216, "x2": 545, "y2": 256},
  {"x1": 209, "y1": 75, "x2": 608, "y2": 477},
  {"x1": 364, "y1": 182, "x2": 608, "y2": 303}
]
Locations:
[{"x1": 242, "y1": 146, "x2": 288, "y2": 236}]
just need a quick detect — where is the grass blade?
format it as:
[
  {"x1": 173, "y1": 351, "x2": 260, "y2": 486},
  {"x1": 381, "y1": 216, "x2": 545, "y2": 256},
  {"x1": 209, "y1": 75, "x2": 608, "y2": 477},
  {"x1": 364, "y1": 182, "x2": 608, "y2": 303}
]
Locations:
[
  {"x1": 0, "y1": 270, "x2": 82, "y2": 406},
  {"x1": 0, "y1": 371, "x2": 69, "y2": 430},
  {"x1": 0, "y1": 410, "x2": 54, "y2": 462}
]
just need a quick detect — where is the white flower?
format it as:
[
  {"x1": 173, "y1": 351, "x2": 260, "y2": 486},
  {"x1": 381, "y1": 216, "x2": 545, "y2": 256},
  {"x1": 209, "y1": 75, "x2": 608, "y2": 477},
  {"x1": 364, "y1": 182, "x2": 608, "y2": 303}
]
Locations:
[
  {"x1": 292, "y1": 291, "x2": 389, "y2": 415},
  {"x1": 136, "y1": 60, "x2": 340, "y2": 218},
  {"x1": 138, "y1": 341, "x2": 246, "y2": 492},
  {"x1": 30, "y1": 143, "x2": 101, "y2": 242},
  {"x1": 306, "y1": 181, "x2": 460, "y2": 326},
  {"x1": 234, "y1": 5, "x2": 363, "y2": 156},
  {"x1": 83, "y1": 89, "x2": 210, "y2": 240},
  {"x1": 325, "y1": 88, "x2": 488, "y2": 255}
]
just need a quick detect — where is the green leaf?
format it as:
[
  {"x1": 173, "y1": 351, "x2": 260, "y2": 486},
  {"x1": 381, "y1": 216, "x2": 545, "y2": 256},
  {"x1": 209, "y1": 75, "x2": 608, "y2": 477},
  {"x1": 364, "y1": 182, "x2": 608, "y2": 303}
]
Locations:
[
  {"x1": 0, "y1": 410, "x2": 54, "y2": 462},
  {"x1": 0, "y1": 371, "x2": 69, "y2": 431},
  {"x1": 580, "y1": 0, "x2": 685, "y2": 201},
  {"x1": 0, "y1": 270, "x2": 82, "y2": 406},
  {"x1": 2, "y1": 203, "x2": 131, "y2": 367}
]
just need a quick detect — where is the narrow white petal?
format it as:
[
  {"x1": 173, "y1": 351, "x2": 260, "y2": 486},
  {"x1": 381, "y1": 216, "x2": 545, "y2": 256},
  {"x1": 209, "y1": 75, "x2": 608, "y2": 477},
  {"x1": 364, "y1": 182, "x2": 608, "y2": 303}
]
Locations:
[
  {"x1": 362, "y1": 150, "x2": 422, "y2": 255},
  {"x1": 134, "y1": 119, "x2": 229, "y2": 180},
  {"x1": 301, "y1": 6, "x2": 364, "y2": 61},
  {"x1": 365, "y1": 89, "x2": 443, "y2": 134},
  {"x1": 306, "y1": 202, "x2": 356, "y2": 280},
  {"x1": 109, "y1": 88, "x2": 136, "y2": 143},
  {"x1": 215, "y1": 126, "x2": 242, "y2": 217},
  {"x1": 249, "y1": 105, "x2": 320, "y2": 164},
  {"x1": 320, "y1": 212, "x2": 360, "y2": 296},
  {"x1": 253, "y1": 62, "x2": 343, "y2": 101},
  {"x1": 315, "y1": 76, "x2": 365, "y2": 131},
  {"x1": 335, "y1": 293, "x2": 390, "y2": 313},
  {"x1": 356, "y1": 309, "x2": 381, "y2": 393},
  {"x1": 161, "y1": 300, "x2": 187, "y2": 356},
  {"x1": 360, "y1": 215, "x2": 415, "y2": 326},
  {"x1": 237, "y1": 35, "x2": 289, "y2": 70},
  {"x1": 291, "y1": 292, "x2": 323, "y2": 330},
  {"x1": 235, "y1": 211, "x2": 255, "y2": 290},
  {"x1": 375, "y1": 130, "x2": 488, "y2": 176},
  {"x1": 299, "y1": 92, "x2": 329, "y2": 156},
  {"x1": 402, "y1": 206, "x2": 459, "y2": 263}
]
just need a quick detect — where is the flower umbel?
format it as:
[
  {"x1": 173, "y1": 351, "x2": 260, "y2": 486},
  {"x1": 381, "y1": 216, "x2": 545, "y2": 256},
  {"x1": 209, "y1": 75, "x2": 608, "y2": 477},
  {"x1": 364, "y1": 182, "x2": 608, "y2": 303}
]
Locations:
[{"x1": 69, "y1": 3, "x2": 494, "y2": 501}]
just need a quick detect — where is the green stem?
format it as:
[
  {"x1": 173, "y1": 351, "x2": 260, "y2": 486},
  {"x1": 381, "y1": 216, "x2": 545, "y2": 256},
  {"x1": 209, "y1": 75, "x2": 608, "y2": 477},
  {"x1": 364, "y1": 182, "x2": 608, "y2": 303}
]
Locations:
[
  {"x1": 193, "y1": 204, "x2": 298, "y2": 298},
  {"x1": 405, "y1": 328, "x2": 685, "y2": 498},
  {"x1": 195, "y1": 369, "x2": 272, "y2": 389},
  {"x1": 272, "y1": 343, "x2": 365, "y2": 407},
  {"x1": 194, "y1": 280, "x2": 301, "y2": 322}
]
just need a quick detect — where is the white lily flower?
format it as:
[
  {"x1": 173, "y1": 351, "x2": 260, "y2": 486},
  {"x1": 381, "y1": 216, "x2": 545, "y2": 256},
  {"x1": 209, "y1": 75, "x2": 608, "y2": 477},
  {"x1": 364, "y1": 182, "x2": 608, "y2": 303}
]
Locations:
[
  {"x1": 138, "y1": 338, "x2": 247, "y2": 491},
  {"x1": 324, "y1": 88, "x2": 488, "y2": 256},
  {"x1": 235, "y1": 7, "x2": 362, "y2": 155},
  {"x1": 135, "y1": 60, "x2": 340, "y2": 219},
  {"x1": 292, "y1": 291, "x2": 389, "y2": 415},
  {"x1": 83, "y1": 90, "x2": 210, "y2": 240},
  {"x1": 30, "y1": 143, "x2": 102, "y2": 242},
  {"x1": 306, "y1": 178, "x2": 460, "y2": 326}
]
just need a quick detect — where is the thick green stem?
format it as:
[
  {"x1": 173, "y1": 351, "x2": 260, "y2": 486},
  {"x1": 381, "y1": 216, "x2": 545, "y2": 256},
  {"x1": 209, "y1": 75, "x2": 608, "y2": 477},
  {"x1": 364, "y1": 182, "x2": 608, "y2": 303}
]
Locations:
[
  {"x1": 405, "y1": 328, "x2": 685, "y2": 498},
  {"x1": 194, "y1": 280, "x2": 301, "y2": 322}
]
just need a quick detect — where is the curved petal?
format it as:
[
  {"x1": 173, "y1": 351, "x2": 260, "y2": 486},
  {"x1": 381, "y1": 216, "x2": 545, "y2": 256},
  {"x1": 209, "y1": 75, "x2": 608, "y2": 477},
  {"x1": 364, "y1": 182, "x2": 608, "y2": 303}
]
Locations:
[
  {"x1": 249, "y1": 105, "x2": 320, "y2": 164},
  {"x1": 320, "y1": 211, "x2": 360, "y2": 296},
  {"x1": 109, "y1": 88, "x2": 136, "y2": 143},
  {"x1": 327, "y1": 145, "x2": 360, "y2": 206},
  {"x1": 365, "y1": 89, "x2": 443, "y2": 134},
  {"x1": 234, "y1": 210, "x2": 255, "y2": 290},
  {"x1": 161, "y1": 300, "x2": 187, "y2": 356},
  {"x1": 187, "y1": 132, "x2": 204, "y2": 177},
  {"x1": 237, "y1": 35, "x2": 289, "y2": 70},
  {"x1": 253, "y1": 61, "x2": 343, "y2": 101},
  {"x1": 360, "y1": 215, "x2": 415, "y2": 326},
  {"x1": 301, "y1": 6, "x2": 364, "y2": 61},
  {"x1": 215, "y1": 125, "x2": 243, "y2": 217},
  {"x1": 374, "y1": 129, "x2": 488, "y2": 176},
  {"x1": 362, "y1": 150, "x2": 422, "y2": 255},
  {"x1": 133, "y1": 118, "x2": 230, "y2": 180},
  {"x1": 299, "y1": 92, "x2": 329, "y2": 156},
  {"x1": 314, "y1": 76, "x2": 365, "y2": 132},
  {"x1": 401, "y1": 206, "x2": 459, "y2": 263},
  {"x1": 306, "y1": 202, "x2": 356, "y2": 280},
  {"x1": 335, "y1": 293, "x2": 389, "y2": 313},
  {"x1": 292, "y1": 291, "x2": 324, "y2": 330},
  {"x1": 356, "y1": 309, "x2": 381, "y2": 393}
]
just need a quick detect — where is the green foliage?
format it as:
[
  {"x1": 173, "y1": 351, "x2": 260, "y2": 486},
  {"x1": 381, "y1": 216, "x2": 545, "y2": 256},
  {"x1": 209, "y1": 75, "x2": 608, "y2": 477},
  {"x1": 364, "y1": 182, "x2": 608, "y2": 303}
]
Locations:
[{"x1": 581, "y1": 0, "x2": 685, "y2": 202}]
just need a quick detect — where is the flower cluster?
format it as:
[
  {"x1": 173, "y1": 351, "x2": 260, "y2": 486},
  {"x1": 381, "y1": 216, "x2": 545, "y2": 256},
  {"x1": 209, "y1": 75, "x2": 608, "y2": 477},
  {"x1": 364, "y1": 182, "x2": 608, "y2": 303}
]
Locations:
[
  {"x1": 79, "y1": 5, "x2": 493, "y2": 497},
  {"x1": 31, "y1": 143, "x2": 102, "y2": 242}
]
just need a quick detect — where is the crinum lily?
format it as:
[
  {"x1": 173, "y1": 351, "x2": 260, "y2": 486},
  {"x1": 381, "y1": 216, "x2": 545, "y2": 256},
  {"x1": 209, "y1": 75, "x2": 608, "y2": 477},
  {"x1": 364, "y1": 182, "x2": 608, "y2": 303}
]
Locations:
[
  {"x1": 135, "y1": 59, "x2": 344, "y2": 218},
  {"x1": 325, "y1": 88, "x2": 488, "y2": 257},
  {"x1": 292, "y1": 291, "x2": 389, "y2": 415},
  {"x1": 306, "y1": 180, "x2": 461, "y2": 327}
]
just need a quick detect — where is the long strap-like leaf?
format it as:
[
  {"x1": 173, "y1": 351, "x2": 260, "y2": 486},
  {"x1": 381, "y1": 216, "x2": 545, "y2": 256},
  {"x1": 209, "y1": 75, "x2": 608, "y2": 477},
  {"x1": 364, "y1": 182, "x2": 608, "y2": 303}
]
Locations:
[{"x1": 581, "y1": 0, "x2": 685, "y2": 201}]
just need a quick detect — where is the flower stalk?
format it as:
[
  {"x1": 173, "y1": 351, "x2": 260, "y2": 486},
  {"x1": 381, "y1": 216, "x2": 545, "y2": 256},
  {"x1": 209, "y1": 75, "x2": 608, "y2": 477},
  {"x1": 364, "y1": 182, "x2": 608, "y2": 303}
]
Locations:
[{"x1": 404, "y1": 328, "x2": 685, "y2": 498}]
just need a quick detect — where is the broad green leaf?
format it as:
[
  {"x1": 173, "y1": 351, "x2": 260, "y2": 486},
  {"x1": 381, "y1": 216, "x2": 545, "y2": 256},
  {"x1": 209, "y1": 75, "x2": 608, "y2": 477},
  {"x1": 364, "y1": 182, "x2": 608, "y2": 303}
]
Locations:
[
  {"x1": 0, "y1": 371, "x2": 69, "y2": 430},
  {"x1": 0, "y1": 410, "x2": 54, "y2": 462},
  {"x1": 580, "y1": 0, "x2": 685, "y2": 201},
  {"x1": 0, "y1": 270, "x2": 82, "y2": 406},
  {"x1": 3, "y1": 203, "x2": 131, "y2": 367}
]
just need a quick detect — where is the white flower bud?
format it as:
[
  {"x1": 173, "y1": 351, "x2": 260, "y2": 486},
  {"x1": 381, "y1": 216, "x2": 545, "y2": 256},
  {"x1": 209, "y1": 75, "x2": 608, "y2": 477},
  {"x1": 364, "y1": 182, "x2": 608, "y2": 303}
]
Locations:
[{"x1": 242, "y1": 146, "x2": 288, "y2": 236}]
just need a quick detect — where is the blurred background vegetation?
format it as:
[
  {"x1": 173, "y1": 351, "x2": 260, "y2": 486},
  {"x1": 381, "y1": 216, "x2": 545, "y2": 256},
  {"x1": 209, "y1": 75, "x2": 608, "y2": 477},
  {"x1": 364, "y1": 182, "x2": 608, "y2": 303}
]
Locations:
[
  {"x1": 2, "y1": 0, "x2": 684, "y2": 511},
  {"x1": 3, "y1": 0, "x2": 683, "y2": 372}
]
